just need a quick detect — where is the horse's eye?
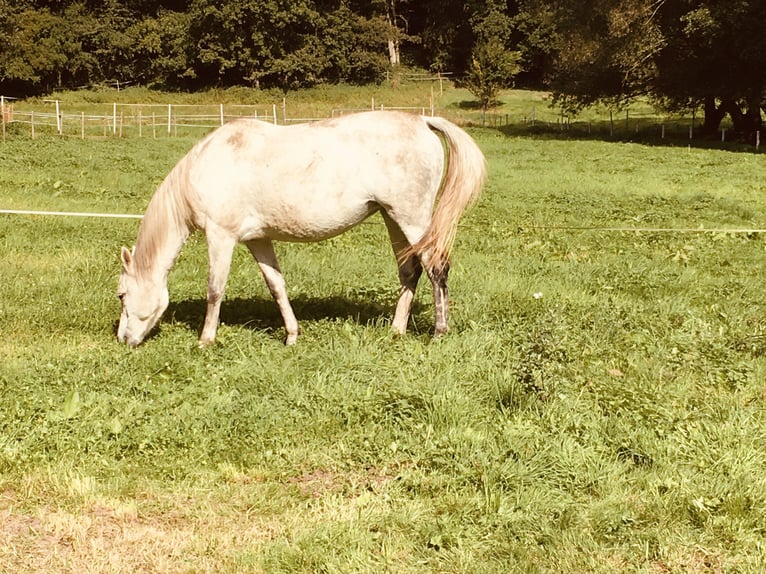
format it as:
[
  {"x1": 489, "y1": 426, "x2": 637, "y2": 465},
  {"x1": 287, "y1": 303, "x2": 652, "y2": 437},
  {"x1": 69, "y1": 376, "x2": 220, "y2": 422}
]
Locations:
[{"x1": 117, "y1": 292, "x2": 126, "y2": 302}]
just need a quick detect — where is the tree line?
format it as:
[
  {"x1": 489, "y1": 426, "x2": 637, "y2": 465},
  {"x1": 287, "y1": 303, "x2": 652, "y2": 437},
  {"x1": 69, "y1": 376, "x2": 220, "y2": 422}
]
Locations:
[{"x1": 1, "y1": 1, "x2": 764, "y2": 136}]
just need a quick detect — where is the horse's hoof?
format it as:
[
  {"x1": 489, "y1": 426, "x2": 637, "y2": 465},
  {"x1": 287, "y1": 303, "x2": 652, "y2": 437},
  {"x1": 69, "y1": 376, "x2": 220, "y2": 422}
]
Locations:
[
  {"x1": 433, "y1": 326, "x2": 450, "y2": 338},
  {"x1": 198, "y1": 338, "x2": 215, "y2": 348},
  {"x1": 285, "y1": 334, "x2": 299, "y2": 346}
]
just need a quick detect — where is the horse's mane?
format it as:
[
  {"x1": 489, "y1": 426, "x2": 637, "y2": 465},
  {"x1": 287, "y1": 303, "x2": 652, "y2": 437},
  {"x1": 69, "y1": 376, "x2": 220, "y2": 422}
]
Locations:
[{"x1": 132, "y1": 160, "x2": 194, "y2": 279}]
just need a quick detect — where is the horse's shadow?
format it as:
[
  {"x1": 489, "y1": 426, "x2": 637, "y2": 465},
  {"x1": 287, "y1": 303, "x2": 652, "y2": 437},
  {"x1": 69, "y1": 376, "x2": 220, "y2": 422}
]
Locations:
[{"x1": 165, "y1": 294, "x2": 422, "y2": 339}]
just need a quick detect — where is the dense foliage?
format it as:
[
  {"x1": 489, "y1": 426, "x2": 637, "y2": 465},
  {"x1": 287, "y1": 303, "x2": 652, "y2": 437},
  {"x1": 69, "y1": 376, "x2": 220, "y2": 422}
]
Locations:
[
  {"x1": 542, "y1": 0, "x2": 766, "y2": 135},
  {"x1": 1, "y1": 1, "x2": 765, "y2": 133},
  {"x1": 0, "y1": 0, "x2": 529, "y2": 94}
]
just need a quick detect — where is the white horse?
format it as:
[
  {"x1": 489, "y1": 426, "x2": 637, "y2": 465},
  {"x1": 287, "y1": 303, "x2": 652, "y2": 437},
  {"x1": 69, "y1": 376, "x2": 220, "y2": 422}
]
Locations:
[{"x1": 117, "y1": 111, "x2": 486, "y2": 347}]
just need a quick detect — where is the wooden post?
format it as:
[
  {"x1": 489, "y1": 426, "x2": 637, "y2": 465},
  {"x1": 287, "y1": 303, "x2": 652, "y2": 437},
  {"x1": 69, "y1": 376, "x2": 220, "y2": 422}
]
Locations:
[
  {"x1": 167, "y1": 104, "x2": 172, "y2": 135},
  {"x1": 690, "y1": 109, "x2": 695, "y2": 140},
  {"x1": 220, "y1": 103, "x2": 224, "y2": 126},
  {"x1": 55, "y1": 100, "x2": 62, "y2": 135},
  {"x1": 272, "y1": 104, "x2": 277, "y2": 125}
]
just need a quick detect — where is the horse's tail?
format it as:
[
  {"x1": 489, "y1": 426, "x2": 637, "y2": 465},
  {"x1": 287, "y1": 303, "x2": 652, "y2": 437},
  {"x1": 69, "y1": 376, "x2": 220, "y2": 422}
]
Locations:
[{"x1": 406, "y1": 116, "x2": 486, "y2": 269}]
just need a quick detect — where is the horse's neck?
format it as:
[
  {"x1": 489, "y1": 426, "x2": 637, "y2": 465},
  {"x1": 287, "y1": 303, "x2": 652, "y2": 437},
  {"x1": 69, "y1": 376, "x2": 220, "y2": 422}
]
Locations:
[{"x1": 134, "y1": 180, "x2": 190, "y2": 281}]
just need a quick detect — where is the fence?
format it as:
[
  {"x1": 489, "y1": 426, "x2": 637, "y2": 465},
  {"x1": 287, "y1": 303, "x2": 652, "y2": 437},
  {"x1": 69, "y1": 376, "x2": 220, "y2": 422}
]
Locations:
[
  {"x1": 0, "y1": 96, "x2": 437, "y2": 141},
  {"x1": 1, "y1": 93, "x2": 760, "y2": 148}
]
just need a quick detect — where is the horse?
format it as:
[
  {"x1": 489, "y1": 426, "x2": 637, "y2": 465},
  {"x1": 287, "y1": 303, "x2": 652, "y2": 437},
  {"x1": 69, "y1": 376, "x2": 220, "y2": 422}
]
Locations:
[{"x1": 117, "y1": 111, "x2": 486, "y2": 347}]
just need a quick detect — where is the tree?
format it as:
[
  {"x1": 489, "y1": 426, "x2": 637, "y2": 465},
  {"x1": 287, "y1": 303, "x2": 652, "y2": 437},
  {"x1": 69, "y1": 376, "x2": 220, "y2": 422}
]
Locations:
[
  {"x1": 534, "y1": 0, "x2": 766, "y2": 138},
  {"x1": 463, "y1": 38, "x2": 521, "y2": 115},
  {"x1": 129, "y1": 10, "x2": 194, "y2": 88},
  {"x1": 462, "y1": 1, "x2": 522, "y2": 115},
  {"x1": 654, "y1": 1, "x2": 766, "y2": 136},
  {"x1": 0, "y1": 5, "x2": 98, "y2": 93}
]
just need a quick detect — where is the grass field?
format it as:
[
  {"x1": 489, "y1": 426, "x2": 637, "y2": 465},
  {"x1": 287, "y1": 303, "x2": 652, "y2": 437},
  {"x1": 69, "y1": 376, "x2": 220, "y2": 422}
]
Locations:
[{"x1": 2, "y1": 89, "x2": 766, "y2": 572}]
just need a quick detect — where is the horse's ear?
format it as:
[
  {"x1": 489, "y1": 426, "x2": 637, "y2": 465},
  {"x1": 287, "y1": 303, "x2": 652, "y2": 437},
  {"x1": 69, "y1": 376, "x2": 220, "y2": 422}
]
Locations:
[{"x1": 121, "y1": 246, "x2": 134, "y2": 271}]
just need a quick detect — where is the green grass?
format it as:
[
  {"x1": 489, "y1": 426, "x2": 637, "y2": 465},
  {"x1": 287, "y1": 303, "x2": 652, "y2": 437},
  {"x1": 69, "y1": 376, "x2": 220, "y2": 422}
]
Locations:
[{"x1": 2, "y1": 95, "x2": 766, "y2": 572}]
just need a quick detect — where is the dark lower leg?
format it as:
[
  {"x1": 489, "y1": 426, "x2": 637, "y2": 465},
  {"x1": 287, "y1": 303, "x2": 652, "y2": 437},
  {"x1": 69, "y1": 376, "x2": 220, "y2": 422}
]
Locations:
[
  {"x1": 427, "y1": 261, "x2": 450, "y2": 337},
  {"x1": 392, "y1": 255, "x2": 423, "y2": 334}
]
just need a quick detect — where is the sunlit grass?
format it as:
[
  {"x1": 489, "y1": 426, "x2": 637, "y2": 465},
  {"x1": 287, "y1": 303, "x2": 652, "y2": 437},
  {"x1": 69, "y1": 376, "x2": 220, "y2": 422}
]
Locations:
[{"x1": 2, "y1": 94, "x2": 766, "y2": 572}]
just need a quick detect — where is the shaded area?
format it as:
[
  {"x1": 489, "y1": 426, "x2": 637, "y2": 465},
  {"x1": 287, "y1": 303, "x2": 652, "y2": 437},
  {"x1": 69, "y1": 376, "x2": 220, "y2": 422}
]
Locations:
[
  {"x1": 164, "y1": 294, "x2": 422, "y2": 339},
  {"x1": 487, "y1": 121, "x2": 765, "y2": 154}
]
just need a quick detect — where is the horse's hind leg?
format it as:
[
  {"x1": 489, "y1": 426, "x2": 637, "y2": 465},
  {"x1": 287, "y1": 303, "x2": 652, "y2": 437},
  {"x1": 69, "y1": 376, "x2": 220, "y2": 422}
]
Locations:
[
  {"x1": 425, "y1": 258, "x2": 450, "y2": 337},
  {"x1": 200, "y1": 229, "x2": 237, "y2": 347},
  {"x1": 246, "y1": 239, "x2": 300, "y2": 345},
  {"x1": 383, "y1": 214, "x2": 423, "y2": 335}
]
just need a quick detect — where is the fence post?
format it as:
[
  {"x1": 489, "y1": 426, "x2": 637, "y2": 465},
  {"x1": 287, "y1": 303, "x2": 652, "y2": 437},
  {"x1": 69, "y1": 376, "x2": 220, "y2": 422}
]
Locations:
[
  {"x1": 272, "y1": 104, "x2": 277, "y2": 125},
  {"x1": 220, "y1": 103, "x2": 224, "y2": 126},
  {"x1": 55, "y1": 100, "x2": 62, "y2": 135},
  {"x1": 167, "y1": 104, "x2": 172, "y2": 135},
  {"x1": 690, "y1": 109, "x2": 695, "y2": 140}
]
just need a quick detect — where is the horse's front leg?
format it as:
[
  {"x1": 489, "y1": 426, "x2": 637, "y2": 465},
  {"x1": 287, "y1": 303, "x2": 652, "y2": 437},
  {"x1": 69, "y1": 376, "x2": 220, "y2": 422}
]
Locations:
[
  {"x1": 246, "y1": 239, "x2": 300, "y2": 345},
  {"x1": 199, "y1": 231, "x2": 237, "y2": 347}
]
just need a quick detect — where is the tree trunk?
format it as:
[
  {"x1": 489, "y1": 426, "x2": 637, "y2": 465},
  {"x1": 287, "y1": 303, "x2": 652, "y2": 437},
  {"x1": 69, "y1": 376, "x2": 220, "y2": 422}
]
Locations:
[
  {"x1": 743, "y1": 92, "x2": 763, "y2": 135},
  {"x1": 386, "y1": 0, "x2": 400, "y2": 66},
  {"x1": 701, "y1": 95, "x2": 725, "y2": 135},
  {"x1": 720, "y1": 97, "x2": 763, "y2": 140},
  {"x1": 388, "y1": 38, "x2": 400, "y2": 66}
]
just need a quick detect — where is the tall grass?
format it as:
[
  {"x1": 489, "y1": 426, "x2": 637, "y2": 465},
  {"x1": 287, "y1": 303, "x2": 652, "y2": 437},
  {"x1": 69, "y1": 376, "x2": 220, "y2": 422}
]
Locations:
[{"x1": 2, "y1": 98, "x2": 766, "y2": 572}]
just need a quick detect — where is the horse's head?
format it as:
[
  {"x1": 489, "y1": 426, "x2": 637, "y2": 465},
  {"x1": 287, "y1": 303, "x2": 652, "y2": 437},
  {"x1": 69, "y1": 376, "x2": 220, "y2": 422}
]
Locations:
[{"x1": 117, "y1": 246, "x2": 169, "y2": 347}]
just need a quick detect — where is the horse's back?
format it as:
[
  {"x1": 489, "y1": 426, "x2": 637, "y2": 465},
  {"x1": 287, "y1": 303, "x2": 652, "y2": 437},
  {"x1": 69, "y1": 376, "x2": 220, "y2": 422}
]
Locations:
[{"x1": 185, "y1": 112, "x2": 445, "y2": 242}]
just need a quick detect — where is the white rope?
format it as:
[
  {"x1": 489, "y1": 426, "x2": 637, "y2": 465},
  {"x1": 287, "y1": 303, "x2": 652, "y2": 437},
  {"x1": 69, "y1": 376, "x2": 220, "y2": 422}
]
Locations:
[
  {"x1": 2, "y1": 208, "x2": 766, "y2": 235},
  {"x1": 0, "y1": 208, "x2": 142, "y2": 219},
  {"x1": 523, "y1": 224, "x2": 766, "y2": 234}
]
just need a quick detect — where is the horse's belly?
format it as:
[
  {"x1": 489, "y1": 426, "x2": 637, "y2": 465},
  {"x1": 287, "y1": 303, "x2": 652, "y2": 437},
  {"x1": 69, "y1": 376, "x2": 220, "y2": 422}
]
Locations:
[{"x1": 239, "y1": 198, "x2": 378, "y2": 242}]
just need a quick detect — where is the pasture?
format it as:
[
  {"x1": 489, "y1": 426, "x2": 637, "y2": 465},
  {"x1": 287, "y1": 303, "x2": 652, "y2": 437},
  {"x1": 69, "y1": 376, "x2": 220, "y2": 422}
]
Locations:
[{"x1": 2, "y1": 106, "x2": 766, "y2": 572}]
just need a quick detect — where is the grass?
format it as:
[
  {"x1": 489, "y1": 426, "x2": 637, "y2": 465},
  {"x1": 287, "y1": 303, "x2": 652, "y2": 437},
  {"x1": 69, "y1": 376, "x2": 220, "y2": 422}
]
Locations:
[{"x1": 2, "y1": 88, "x2": 766, "y2": 572}]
